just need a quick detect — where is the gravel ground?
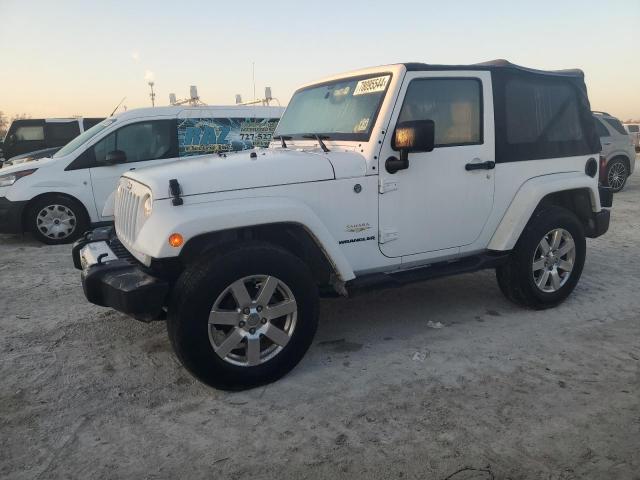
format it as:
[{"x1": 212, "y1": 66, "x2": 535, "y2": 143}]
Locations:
[{"x1": 1, "y1": 174, "x2": 639, "y2": 480}]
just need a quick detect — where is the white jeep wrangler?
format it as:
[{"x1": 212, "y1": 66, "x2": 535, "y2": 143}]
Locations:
[{"x1": 74, "y1": 60, "x2": 612, "y2": 390}]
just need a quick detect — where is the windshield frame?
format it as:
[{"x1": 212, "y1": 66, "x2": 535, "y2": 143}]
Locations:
[
  {"x1": 274, "y1": 71, "x2": 393, "y2": 142},
  {"x1": 53, "y1": 118, "x2": 117, "y2": 158}
]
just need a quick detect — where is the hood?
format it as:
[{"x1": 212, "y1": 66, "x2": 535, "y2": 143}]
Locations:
[
  {"x1": 124, "y1": 148, "x2": 367, "y2": 199},
  {"x1": 0, "y1": 155, "x2": 57, "y2": 174}
]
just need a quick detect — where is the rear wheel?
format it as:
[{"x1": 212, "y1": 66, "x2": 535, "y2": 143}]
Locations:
[
  {"x1": 496, "y1": 206, "x2": 586, "y2": 309},
  {"x1": 27, "y1": 195, "x2": 89, "y2": 245},
  {"x1": 167, "y1": 242, "x2": 319, "y2": 390},
  {"x1": 605, "y1": 158, "x2": 628, "y2": 193}
]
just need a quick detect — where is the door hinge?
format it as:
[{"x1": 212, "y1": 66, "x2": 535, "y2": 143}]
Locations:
[
  {"x1": 379, "y1": 179, "x2": 398, "y2": 194},
  {"x1": 379, "y1": 228, "x2": 399, "y2": 244}
]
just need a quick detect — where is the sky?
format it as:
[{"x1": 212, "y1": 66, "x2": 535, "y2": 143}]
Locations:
[{"x1": 1, "y1": 0, "x2": 639, "y2": 121}]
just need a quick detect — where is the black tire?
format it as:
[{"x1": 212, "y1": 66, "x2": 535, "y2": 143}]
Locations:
[
  {"x1": 605, "y1": 157, "x2": 628, "y2": 193},
  {"x1": 27, "y1": 194, "x2": 89, "y2": 245},
  {"x1": 167, "y1": 241, "x2": 319, "y2": 390},
  {"x1": 496, "y1": 206, "x2": 586, "y2": 310}
]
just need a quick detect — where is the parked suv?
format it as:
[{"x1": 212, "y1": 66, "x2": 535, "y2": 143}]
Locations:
[
  {"x1": 593, "y1": 112, "x2": 636, "y2": 192},
  {"x1": 74, "y1": 61, "x2": 611, "y2": 390},
  {"x1": 0, "y1": 105, "x2": 283, "y2": 244},
  {"x1": 0, "y1": 117, "x2": 104, "y2": 163}
]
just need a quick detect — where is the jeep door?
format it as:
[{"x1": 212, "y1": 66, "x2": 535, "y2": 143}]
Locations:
[
  {"x1": 88, "y1": 119, "x2": 178, "y2": 220},
  {"x1": 378, "y1": 71, "x2": 495, "y2": 258}
]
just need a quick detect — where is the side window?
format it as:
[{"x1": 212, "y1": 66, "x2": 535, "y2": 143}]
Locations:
[
  {"x1": 505, "y1": 79, "x2": 583, "y2": 144},
  {"x1": 93, "y1": 131, "x2": 116, "y2": 164},
  {"x1": 594, "y1": 118, "x2": 610, "y2": 137},
  {"x1": 46, "y1": 122, "x2": 80, "y2": 142},
  {"x1": 15, "y1": 126, "x2": 45, "y2": 141},
  {"x1": 397, "y1": 78, "x2": 482, "y2": 147},
  {"x1": 92, "y1": 120, "x2": 176, "y2": 164},
  {"x1": 83, "y1": 118, "x2": 104, "y2": 131},
  {"x1": 628, "y1": 125, "x2": 639, "y2": 133}
]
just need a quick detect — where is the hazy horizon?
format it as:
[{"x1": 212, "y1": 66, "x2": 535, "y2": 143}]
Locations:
[{"x1": 1, "y1": 0, "x2": 639, "y2": 121}]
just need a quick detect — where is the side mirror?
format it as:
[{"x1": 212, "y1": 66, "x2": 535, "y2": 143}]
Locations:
[
  {"x1": 387, "y1": 120, "x2": 435, "y2": 174},
  {"x1": 104, "y1": 150, "x2": 127, "y2": 165},
  {"x1": 6, "y1": 134, "x2": 16, "y2": 145}
]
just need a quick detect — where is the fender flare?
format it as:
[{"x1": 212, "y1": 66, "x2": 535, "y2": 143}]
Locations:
[
  {"x1": 134, "y1": 196, "x2": 356, "y2": 281},
  {"x1": 488, "y1": 173, "x2": 600, "y2": 251}
]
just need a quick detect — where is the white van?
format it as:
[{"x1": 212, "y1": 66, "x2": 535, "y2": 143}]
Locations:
[{"x1": 0, "y1": 105, "x2": 283, "y2": 244}]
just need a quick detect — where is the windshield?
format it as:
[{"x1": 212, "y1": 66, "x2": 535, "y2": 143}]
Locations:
[
  {"x1": 274, "y1": 73, "x2": 391, "y2": 141},
  {"x1": 54, "y1": 118, "x2": 116, "y2": 158}
]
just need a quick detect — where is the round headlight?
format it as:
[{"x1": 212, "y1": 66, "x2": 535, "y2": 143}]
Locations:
[{"x1": 143, "y1": 195, "x2": 153, "y2": 217}]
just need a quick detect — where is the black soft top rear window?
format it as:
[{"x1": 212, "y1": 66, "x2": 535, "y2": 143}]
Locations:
[{"x1": 492, "y1": 70, "x2": 601, "y2": 163}]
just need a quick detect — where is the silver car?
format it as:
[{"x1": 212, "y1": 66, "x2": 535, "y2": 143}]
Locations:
[{"x1": 593, "y1": 112, "x2": 636, "y2": 192}]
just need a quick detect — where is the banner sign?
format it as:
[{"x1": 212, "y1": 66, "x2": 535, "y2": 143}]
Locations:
[{"x1": 177, "y1": 117, "x2": 279, "y2": 157}]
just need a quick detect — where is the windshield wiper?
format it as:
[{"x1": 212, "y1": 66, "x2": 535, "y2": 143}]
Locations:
[
  {"x1": 302, "y1": 134, "x2": 330, "y2": 153},
  {"x1": 272, "y1": 135, "x2": 291, "y2": 148}
]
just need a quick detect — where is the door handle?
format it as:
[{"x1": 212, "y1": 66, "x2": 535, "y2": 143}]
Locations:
[
  {"x1": 465, "y1": 160, "x2": 495, "y2": 171},
  {"x1": 602, "y1": 142, "x2": 612, "y2": 146}
]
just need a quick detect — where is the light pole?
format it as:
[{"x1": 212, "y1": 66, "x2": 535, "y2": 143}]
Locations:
[{"x1": 148, "y1": 81, "x2": 156, "y2": 107}]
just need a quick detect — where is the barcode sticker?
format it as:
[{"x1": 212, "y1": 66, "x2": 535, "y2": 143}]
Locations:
[{"x1": 353, "y1": 75, "x2": 390, "y2": 95}]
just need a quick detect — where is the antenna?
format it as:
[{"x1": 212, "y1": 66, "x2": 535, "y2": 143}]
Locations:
[
  {"x1": 148, "y1": 81, "x2": 156, "y2": 107},
  {"x1": 109, "y1": 96, "x2": 127, "y2": 116},
  {"x1": 252, "y1": 62, "x2": 256, "y2": 102}
]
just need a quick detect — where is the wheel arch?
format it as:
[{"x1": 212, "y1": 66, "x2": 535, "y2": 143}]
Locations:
[
  {"x1": 180, "y1": 223, "x2": 342, "y2": 291},
  {"x1": 22, "y1": 191, "x2": 90, "y2": 232},
  {"x1": 488, "y1": 173, "x2": 600, "y2": 251},
  {"x1": 607, "y1": 154, "x2": 631, "y2": 173}
]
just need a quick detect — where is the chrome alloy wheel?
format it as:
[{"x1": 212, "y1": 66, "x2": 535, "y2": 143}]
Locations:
[
  {"x1": 36, "y1": 204, "x2": 77, "y2": 240},
  {"x1": 208, "y1": 275, "x2": 298, "y2": 367},
  {"x1": 532, "y1": 228, "x2": 576, "y2": 293},
  {"x1": 607, "y1": 162, "x2": 627, "y2": 191}
]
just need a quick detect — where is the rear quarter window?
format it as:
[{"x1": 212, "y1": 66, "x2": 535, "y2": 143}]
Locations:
[{"x1": 603, "y1": 118, "x2": 627, "y2": 135}]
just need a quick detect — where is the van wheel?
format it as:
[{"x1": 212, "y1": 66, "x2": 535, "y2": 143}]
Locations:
[
  {"x1": 167, "y1": 242, "x2": 319, "y2": 390},
  {"x1": 605, "y1": 158, "x2": 628, "y2": 193},
  {"x1": 496, "y1": 206, "x2": 586, "y2": 309},
  {"x1": 28, "y1": 195, "x2": 89, "y2": 245}
]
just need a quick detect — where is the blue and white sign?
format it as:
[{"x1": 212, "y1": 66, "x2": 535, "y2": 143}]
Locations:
[{"x1": 177, "y1": 117, "x2": 278, "y2": 157}]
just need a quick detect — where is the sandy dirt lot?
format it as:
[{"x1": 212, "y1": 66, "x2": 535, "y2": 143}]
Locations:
[{"x1": 1, "y1": 175, "x2": 639, "y2": 480}]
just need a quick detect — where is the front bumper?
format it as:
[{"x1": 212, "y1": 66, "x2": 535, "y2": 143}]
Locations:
[
  {"x1": 0, "y1": 197, "x2": 26, "y2": 234},
  {"x1": 73, "y1": 227, "x2": 169, "y2": 321}
]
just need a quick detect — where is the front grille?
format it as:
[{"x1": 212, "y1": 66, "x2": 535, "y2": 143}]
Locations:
[{"x1": 114, "y1": 177, "x2": 150, "y2": 258}]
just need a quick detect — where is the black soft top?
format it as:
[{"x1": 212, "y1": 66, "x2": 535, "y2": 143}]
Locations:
[
  {"x1": 404, "y1": 59, "x2": 584, "y2": 78},
  {"x1": 401, "y1": 59, "x2": 600, "y2": 162}
]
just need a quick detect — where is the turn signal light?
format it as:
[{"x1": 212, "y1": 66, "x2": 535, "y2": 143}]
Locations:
[{"x1": 168, "y1": 233, "x2": 184, "y2": 248}]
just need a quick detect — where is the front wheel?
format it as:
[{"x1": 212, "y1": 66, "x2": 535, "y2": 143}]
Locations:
[
  {"x1": 496, "y1": 206, "x2": 586, "y2": 309},
  {"x1": 167, "y1": 242, "x2": 319, "y2": 390},
  {"x1": 27, "y1": 194, "x2": 88, "y2": 245}
]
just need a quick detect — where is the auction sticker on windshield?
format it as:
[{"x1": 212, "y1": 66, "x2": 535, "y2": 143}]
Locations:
[{"x1": 353, "y1": 75, "x2": 390, "y2": 95}]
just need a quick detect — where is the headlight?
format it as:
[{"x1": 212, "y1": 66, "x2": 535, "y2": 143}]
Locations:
[
  {"x1": 143, "y1": 195, "x2": 153, "y2": 217},
  {"x1": 0, "y1": 168, "x2": 38, "y2": 187}
]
